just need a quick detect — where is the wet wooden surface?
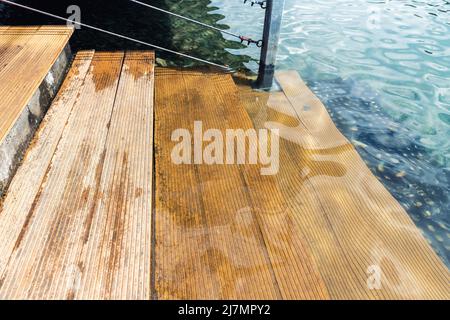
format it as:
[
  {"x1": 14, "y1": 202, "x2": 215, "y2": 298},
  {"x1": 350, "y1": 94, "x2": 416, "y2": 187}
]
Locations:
[
  {"x1": 154, "y1": 69, "x2": 449, "y2": 299},
  {"x1": 0, "y1": 51, "x2": 154, "y2": 299},
  {"x1": 239, "y1": 70, "x2": 450, "y2": 299},
  {"x1": 0, "y1": 45, "x2": 447, "y2": 299},
  {"x1": 0, "y1": 26, "x2": 73, "y2": 143},
  {"x1": 154, "y1": 69, "x2": 329, "y2": 299}
]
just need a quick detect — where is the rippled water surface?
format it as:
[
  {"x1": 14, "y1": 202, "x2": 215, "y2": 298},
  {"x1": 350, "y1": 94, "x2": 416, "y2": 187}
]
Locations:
[{"x1": 1, "y1": 0, "x2": 449, "y2": 266}]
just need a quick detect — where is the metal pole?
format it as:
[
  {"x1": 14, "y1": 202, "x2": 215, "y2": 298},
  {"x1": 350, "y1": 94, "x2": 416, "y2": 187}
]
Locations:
[{"x1": 256, "y1": 0, "x2": 285, "y2": 89}]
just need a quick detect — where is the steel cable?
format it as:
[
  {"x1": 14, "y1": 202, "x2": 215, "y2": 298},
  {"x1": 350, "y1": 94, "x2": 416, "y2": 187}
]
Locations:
[{"x1": 0, "y1": 0, "x2": 234, "y2": 71}]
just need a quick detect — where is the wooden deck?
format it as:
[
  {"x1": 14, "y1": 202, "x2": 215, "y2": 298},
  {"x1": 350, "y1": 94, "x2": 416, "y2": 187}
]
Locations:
[
  {"x1": 0, "y1": 26, "x2": 73, "y2": 196},
  {"x1": 154, "y1": 69, "x2": 329, "y2": 299},
  {"x1": 0, "y1": 51, "x2": 154, "y2": 299},
  {"x1": 0, "y1": 26, "x2": 73, "y2": 143},
  {"x1": 154, "y1": 69, "x2": 449, "y2": 299},
  {"x1": 0, "y1": 32, "x2": 448, "y2": 299}
]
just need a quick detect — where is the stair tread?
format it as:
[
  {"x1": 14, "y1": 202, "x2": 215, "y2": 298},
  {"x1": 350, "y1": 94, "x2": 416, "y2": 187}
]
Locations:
[
  {"x1": 0, "y1": 26, "x2": 73, "y2": 143},
  {"x1": 0, "y1": 51, "x2": 155, "y2": 299}
]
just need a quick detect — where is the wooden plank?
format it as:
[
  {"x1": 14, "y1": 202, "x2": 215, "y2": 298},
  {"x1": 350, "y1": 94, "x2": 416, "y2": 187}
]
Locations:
[
  {"x1": 77, "y1": 51, "x2": 154, "y2": 300},
  {"x1": 0, "y1": 51, "x2": 95, "y2": 281},
  {"x1": 155, "y1": 69, "x2": 225, "y2": 299},
  {"x1": 212, "y1": 73, "x2": 330, "y2": 300},
  {"x1": 0, "y1": 26, "x2": 73, "y2": 143},
  {"x1": 154, "y1": 69, "x2": 279, "y2": 299},
  {"x1": 261, "y1": 70, "x2": 449, "y2": 299},
  {"x1": 0, "y1": 26, "x2": 39, "y2": 72},
  {"x1": 154, "y1": 69, "x2": 328, "y2": 299},
  {"x1": 0, "y1": 51, "x2": 154, "y2": 300},
  {"x1": 244, "y1": 89, "x2": 385, "y2": 299},
  {"x1": 0, "y1": 52, "x2": 124, "y2": 299}
]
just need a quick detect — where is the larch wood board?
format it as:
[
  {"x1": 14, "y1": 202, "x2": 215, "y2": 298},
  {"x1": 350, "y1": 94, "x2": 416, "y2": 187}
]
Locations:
[
  {"x1": 0, "y1": 26, "x2": 73, "y2": 143},
  {"x1": 0, "y1": 51, "x2": 154, "y2": 300},
  {"x1": 238, "y1": 70, "x2": 449, "y2": 299}
]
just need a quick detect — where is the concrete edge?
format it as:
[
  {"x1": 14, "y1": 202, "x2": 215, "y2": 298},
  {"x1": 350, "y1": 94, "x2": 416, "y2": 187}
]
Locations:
[{"x1": 0, "y1": 44, "x2": 73, "y2": 197}]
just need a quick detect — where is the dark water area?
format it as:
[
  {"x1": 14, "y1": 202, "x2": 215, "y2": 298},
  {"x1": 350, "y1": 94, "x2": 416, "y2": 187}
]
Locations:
[{"x1": 0, "y1": 0, "x2": 252, "y2": 70}]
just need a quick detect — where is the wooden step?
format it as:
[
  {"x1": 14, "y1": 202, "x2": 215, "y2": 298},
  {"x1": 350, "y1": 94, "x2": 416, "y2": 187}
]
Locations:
[
  {"x1": 0, "y1": 51, "x2": 155, "y2": 299},
  {"x1": 0, "y1": 26, "x2": 73, "y2": 196}
]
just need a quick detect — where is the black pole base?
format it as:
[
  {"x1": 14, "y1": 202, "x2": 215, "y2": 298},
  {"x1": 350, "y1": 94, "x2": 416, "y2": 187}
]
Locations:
[{"x1": 255, "y1": 64, "x2": 275, "y2": 90}]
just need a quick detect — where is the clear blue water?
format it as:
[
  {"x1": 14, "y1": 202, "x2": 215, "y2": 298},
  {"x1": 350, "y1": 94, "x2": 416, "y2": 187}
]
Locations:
[
  {"x1": 212, "y1": 0, "x2": 450, "y2": 266},
  {"x1": 0, "y1": 0, "x2": 449, "y2": 267}
]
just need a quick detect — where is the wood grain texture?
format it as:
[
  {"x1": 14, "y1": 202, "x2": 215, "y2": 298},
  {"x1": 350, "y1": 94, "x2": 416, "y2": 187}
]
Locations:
[
  {"x1": 0, "y1": 51, "x2": 154, "y2": 300},
  {"x1": 238, "y1": 70, "x2": 449, "y2": 299},
  {"x1": 154, "y1": 68, "x2": 329, "y2": 299},
  {"x1": 0, "y1": 52, "x2": 447, "y2": 299},
  {"x1": 0, "y1": 51, "x2": 95, "y2": 282},
  {"x1": 0, "y1": 26, "x2": 73, "y2": 143},
  {"x1": 77, "y1": 51, "x2": 154, "y2": 300}
]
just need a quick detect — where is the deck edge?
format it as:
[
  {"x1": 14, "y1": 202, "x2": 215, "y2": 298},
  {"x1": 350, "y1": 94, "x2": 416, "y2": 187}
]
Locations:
[{"x1": 0, "y1": 44, "x2": 72, "y2": 197}]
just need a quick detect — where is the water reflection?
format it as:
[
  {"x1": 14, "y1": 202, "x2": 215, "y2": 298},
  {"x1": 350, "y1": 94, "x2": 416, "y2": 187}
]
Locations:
[{"x1": 0, "y1": 0, "x2": 253, "y2": 70}]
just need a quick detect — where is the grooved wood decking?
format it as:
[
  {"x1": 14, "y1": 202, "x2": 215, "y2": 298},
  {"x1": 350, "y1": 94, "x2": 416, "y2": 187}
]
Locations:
[
  {"x1": 0, "y1": 48, "x2": 448, "y2": 299},
  {"x1": 0, "y1": 26, "x2": 73, "y2": 143},
  {"x1": 154, "y1": 69, "x2": 329, "y2": 300},
  {"x1": 0, "y1": 51, "x2": 154, "y2": 299},
  {"x1": 238, "y1": 70, "x2": 450, "y2": 299},
  {"x1": 155, "y1": 68, "x2": 449, "y2": 300}
]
